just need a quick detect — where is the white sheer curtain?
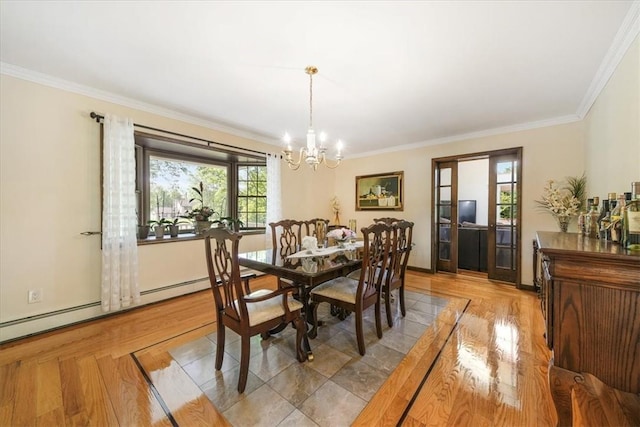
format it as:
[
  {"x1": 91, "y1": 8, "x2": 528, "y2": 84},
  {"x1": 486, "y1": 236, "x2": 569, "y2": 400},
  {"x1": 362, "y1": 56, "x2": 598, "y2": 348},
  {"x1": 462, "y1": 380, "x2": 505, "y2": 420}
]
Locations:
[
  {"x1": 101, "y1": 115, "x2": 140, "y2": 312},
  {"x1": 266, "y1": 153, "x2": 282, "y2": 248}
]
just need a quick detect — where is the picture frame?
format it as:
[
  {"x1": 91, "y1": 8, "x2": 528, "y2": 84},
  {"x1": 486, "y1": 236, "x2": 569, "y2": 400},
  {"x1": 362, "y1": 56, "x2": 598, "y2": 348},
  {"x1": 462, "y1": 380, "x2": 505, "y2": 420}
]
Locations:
[{"x1": 355, "y1": 171, "x2": 404, "y2": 211}]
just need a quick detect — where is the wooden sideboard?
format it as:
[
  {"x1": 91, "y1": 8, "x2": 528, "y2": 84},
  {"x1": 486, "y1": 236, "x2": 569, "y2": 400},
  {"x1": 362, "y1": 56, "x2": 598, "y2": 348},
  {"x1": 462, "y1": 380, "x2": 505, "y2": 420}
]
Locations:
[{"x1": 535, "y1": 232, "x2": 640, "y2": 426}]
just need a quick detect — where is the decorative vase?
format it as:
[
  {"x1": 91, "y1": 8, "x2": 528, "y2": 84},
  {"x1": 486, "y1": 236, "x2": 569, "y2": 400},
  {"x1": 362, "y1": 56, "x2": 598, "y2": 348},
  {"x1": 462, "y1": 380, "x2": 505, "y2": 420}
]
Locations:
[
  {"x1": 556, "y1": 216, "x2": 570, "y2": 232},
  {"x1": 195, "y1": 220, "x2": 212, "y2": 235},
  {"x1": 153, "y1": 225, "x2": 165, "y2": 238},
  {"x1": 137, "y1": 225, "x2": 150, "y2": 239},
  {"x1": 168, "y1": 225, "x2": 179, "y2": 237}
]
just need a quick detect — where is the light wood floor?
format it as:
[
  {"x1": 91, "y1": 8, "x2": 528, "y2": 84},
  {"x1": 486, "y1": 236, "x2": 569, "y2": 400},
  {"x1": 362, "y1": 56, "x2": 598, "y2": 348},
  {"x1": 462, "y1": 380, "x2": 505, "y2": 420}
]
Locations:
[{"x1": 0, "y1": 271, "x2": 558, "y2": 426}]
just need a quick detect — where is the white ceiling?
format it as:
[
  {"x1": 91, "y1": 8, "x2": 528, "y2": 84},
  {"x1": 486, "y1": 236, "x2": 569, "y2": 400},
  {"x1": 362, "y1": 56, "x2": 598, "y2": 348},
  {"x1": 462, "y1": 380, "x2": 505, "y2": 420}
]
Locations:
[{"x1": 1, "y1": 1, "x2": 637, "y2": 157}]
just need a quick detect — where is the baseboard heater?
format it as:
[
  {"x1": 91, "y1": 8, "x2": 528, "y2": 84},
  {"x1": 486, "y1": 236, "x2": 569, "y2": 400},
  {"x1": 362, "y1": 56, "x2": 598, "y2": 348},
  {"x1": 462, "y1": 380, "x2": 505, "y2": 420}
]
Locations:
[{"x1": 0, "y1": 269, "x2": 263, "y2": 343}]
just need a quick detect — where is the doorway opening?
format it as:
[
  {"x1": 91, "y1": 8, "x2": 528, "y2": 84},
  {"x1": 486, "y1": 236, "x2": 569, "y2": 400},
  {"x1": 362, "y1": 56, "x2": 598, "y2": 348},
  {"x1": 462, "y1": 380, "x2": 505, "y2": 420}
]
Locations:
[{"x1": 431, "y1": 148, "x2": 522, "y2": 287}]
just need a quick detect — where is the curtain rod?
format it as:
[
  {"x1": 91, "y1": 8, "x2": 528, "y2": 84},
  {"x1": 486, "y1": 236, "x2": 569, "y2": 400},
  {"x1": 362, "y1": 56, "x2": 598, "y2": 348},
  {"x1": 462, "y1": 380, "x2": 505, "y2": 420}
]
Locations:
[{"x1": 90, "y1": 112, "x2": 280, "y2": 158}]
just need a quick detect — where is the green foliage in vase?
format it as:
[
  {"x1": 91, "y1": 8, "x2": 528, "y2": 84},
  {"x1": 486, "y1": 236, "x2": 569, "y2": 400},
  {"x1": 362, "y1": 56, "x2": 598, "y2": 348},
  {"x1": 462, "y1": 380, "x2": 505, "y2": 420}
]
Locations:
[
  {"x1": 148, "y1": 218, "x2": 173, "y2": 228},
  {"x1": 565, "y1": 173, "x2": 587, "y2": 212}
]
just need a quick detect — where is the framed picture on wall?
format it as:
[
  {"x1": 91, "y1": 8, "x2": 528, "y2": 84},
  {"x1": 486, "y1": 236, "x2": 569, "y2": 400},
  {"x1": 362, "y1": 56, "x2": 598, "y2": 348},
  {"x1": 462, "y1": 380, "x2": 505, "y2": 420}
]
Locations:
[{"x1": 355, "y1": 171, "x2": 404, "y2": 211}]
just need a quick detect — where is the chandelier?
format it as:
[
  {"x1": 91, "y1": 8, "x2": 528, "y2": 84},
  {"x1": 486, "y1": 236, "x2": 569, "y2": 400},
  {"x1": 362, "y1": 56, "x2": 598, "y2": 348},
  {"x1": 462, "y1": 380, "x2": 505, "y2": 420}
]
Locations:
[{"x1": 282, "y1": 66, "x2": 343, "y2": 171}]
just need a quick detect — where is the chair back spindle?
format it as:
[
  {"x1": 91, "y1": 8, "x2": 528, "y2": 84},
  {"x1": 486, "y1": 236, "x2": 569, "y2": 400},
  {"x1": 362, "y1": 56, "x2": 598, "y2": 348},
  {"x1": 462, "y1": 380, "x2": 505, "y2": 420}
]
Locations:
[
  {"x1": 270, "y1": 219, "x2": 305, "y2": 255},
  {"x1": 204, "y1": 227, "x2": 247, "y2": 323},
  {"x1": 382, "y1": 220, "x2": 414, "y2": 327},
  {"x1": 395, "y1": 220, "x2": 414, "y2": 280},
  {"x1": 359, "y1": 222, "x2": 392, "y2": 302},
  {"x1": 305, "y1": 218, "x2": 329, "y2": 241}
]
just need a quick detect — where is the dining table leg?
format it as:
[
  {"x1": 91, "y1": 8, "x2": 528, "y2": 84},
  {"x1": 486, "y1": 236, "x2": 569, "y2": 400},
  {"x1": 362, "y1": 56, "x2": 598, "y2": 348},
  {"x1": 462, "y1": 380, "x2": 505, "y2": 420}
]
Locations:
[{"x1": 294, "y1": 282, "x2": 316, "y2": 361}]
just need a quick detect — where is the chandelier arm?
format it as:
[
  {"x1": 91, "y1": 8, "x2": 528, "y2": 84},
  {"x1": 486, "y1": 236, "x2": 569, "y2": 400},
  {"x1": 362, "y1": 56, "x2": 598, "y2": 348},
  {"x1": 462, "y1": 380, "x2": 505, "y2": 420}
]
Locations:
[
  {"x1": 319, "y1": 152, "x2": 342, "y2": 169},
  {"x1": 283, "y1": 147, "x2": 307, "y2": 171}
]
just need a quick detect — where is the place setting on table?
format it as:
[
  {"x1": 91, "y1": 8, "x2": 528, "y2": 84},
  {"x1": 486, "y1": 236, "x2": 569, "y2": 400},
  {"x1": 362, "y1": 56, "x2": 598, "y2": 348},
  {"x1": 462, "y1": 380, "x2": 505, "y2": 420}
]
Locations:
[{"x1": 286, "y1": 230, "x2": 363, "y2": 271}]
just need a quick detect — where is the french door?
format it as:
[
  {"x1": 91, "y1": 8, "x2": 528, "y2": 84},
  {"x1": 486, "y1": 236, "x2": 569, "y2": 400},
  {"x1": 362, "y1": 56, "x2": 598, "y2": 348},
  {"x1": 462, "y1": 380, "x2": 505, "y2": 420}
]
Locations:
[
  {"x1": 434, "y1": 161, "x2": 458, "y2": 273},
  {"x1": 487, "y1": 152, "x2": 521, "y2": 284},
  {"x1": 432, "y1": 148, "x2": 522, "y2": 286}
]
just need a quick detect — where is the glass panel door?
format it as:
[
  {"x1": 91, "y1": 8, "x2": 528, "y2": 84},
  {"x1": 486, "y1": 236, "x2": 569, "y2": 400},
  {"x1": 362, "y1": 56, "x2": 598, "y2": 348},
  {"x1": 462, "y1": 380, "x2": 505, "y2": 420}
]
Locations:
[
  {"x1": 435, "y1": 161, "x2": 458, "y2": 273},
  {"x1": 488, "y1": 153, "x2": 521, "y2": 284}
]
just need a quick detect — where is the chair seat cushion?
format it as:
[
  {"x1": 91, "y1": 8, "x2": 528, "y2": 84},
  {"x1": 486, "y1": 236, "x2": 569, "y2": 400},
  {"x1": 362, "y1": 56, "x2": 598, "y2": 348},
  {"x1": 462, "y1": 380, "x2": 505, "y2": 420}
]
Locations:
[
  {"x1": 346, "y1": 269, "x2": 361, "y2": 280},
  {"x1": 242, "y1": 289, "x2": 303, "y2": 326},
  {"x1": 310, "y1": 276, "x2": 358, "y2": 304}
]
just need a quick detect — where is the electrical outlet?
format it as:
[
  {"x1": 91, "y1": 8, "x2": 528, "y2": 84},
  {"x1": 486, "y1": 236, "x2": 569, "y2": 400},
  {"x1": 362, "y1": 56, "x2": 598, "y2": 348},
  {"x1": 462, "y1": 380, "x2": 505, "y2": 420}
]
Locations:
[{"x1": 28, "y1": 288, "x2": 43, "y2": 304}]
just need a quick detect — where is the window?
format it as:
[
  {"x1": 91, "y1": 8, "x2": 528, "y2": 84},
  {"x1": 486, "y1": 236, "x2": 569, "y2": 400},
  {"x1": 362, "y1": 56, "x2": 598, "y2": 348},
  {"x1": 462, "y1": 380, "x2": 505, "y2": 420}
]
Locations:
[
  {"x1": 135, "y1": 132, "x2": 267, "y2": 235},
  {"x1": 238, "y1": 165, "x2": 267, "y2": 228},
  {"x1": 148, "y1": 155, "x2": 228, "y2": 225}
]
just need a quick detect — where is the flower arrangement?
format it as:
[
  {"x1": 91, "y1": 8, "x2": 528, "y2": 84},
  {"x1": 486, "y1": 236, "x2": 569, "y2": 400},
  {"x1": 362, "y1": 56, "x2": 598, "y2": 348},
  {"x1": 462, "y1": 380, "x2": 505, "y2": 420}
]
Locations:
[
  {"x1": 331, "y1": 196, "x2": 340, "y2": 215},
  {"x1": 331, "y1": 196, "x2": 341, "y2": 225},
  {"x1": 535, "y1": 174, "x2": 587, "y2": 231},
  {"x1": 182, "y1": 181, "x2": 216, "y2": 221},
  {"x1": 184, "y1": 206, "x2": 216, "y2": 221},
  {"x1": 327, "y1": 227, "x2": 356, "y2": 241}
]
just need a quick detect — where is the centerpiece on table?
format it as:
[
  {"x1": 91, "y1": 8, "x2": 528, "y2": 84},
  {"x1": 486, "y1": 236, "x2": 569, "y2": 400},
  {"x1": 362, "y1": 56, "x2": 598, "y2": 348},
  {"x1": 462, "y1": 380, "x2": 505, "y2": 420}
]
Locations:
[
  {"x1": 182, "y1": 181, "x2": 217, "y2": 235},
  {"x1": 327, "y1": 227, "x2": 356, "y2": 248},
  {"x1": 535, "y1": 174, "x2": 586, "y2": 232}
]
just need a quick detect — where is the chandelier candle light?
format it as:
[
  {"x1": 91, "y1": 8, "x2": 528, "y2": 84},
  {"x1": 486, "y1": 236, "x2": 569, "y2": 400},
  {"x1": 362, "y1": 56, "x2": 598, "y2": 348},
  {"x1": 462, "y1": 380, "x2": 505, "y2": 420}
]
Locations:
[{"x1": 282, "y1": 66, "x2": 344, "y2": 171}]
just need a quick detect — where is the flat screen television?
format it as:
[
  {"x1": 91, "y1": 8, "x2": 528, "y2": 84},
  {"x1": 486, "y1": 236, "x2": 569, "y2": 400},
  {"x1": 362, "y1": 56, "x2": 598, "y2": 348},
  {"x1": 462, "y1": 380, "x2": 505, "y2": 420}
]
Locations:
[{"x1": 458, "y1": 200, "x2": 477, "y2": 224}]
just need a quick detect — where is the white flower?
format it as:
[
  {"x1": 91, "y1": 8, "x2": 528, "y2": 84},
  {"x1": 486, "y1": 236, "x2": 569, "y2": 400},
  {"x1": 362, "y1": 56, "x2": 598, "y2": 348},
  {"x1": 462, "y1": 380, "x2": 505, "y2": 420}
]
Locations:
[
  {"x1": 536, "y1": 180, "x2": 580, "y2": 218},
  {"x1": 327, "y1": 228, "x2": 356, "y2": 240},
  {"x1": 331, "y1": 196, "x2": 340, "y2": 214}
]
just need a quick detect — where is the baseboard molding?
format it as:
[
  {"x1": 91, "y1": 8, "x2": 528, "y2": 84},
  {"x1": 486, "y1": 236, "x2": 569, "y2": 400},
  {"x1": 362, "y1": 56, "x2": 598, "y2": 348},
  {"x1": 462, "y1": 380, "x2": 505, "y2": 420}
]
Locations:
[{"x1": 407, "y1": 265, "x2": 433, "y2": 274}]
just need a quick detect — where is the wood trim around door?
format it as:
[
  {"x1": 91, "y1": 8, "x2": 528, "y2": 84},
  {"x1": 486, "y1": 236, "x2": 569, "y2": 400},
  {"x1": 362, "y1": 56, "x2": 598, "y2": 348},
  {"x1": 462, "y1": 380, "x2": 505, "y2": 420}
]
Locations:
[{"x1": 431, "y1": 147, "x2": 522, "y2": 286}]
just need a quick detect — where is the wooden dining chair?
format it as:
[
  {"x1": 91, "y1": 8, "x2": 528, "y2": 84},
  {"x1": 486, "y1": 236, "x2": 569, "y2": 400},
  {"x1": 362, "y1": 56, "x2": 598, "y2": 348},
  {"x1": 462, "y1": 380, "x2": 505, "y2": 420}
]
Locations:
[
  {"x1": 383, "y1": 220, "x2": 414, "y2": 327},
  {"x1": 309, "y1": 222, "x2": 392, "y2": 355},
  {"x1": 269, "y1": 219, "x2": 306, "y2": 290},
  {"x1": 305, "y1": 218, "x2": 329, "y2": 244},
  {"x1": 270, "y1": 219, "x2": 305, "y2": 255},
  {"x1": 203, "y1": 227, "x2": 306, "y2": 393}
]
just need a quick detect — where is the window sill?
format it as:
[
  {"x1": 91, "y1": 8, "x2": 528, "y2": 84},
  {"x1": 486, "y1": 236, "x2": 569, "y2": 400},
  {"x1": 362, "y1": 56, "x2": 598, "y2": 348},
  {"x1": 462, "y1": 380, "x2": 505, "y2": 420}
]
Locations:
[{"x1": 137, "y1": 229, "x2": 265, "y2": 245}]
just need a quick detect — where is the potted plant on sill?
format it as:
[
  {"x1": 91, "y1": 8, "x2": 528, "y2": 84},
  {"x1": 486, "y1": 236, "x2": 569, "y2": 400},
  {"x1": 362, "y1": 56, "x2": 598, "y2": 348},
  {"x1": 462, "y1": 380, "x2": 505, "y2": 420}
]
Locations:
[
  {"x1": 136, "y1": 208, "x2": 151, "y2": 239},
  {"x1": 137, "y1": 223, "x2": 151, "y2": 239},
  {"x1": 168, "y1": 217, "x2": 186, "y2": 237},
  {"x1": 148, "y1": 218, "x2": 173, "y2": 239},
  {"x1": 182, "y1": 181, "x2": 217, "y2": 235},
  {"x1": 213, "y1": 216, "x2": 244, "y2": 232}
]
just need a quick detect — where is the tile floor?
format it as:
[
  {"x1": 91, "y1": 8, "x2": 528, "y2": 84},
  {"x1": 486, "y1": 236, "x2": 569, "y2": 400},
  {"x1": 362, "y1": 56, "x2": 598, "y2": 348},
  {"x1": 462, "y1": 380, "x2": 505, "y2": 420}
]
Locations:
[{"x1": 167, "y1": 290, "x2": 449, "y2": 427}]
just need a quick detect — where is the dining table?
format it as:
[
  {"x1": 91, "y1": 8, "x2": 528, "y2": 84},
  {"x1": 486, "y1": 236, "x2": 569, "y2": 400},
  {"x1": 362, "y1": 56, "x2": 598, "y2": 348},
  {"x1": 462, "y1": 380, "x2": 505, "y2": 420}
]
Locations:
[{"x1": 237, "y1": 242, "x2": 364, "y2": 360}]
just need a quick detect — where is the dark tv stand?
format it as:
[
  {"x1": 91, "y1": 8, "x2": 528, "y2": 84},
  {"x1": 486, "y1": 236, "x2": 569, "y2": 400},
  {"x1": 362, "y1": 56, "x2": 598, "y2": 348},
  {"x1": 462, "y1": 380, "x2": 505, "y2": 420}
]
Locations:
[{"x1": 458, "y1": 226, "x2": 487, "y2": 272}]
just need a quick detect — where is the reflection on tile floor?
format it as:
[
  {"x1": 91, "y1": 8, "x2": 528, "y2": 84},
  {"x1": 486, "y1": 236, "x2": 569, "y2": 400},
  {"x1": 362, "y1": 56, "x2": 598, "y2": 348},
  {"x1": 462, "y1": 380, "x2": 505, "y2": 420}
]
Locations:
[{"x1": 168, "y1": 290, "x2": 449, "y2": 427}]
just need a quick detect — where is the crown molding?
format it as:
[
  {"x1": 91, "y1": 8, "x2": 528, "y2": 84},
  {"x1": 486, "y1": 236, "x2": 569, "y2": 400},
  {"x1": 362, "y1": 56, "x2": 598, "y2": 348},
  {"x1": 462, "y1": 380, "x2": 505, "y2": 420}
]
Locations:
[
  {"x1": 349, "y1": 114, "x2": 581, "y2": 159},
  {"x1": 576, "y1": 0, "x2": 640, "y2": 119},
  {"x1": 0, "y1": 62, "x2": 279, "y2": 147}
]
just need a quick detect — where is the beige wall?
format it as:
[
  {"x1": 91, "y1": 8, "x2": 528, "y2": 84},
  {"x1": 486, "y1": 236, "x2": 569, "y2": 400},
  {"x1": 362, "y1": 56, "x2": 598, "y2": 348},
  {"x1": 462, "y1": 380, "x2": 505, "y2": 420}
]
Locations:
[
  {"x1": 2, "y1": 35, "x2": 637, "y2": 341},
  {"x1": 0, "y1": 76, "x2": 274, "y2": 341},
  {"x1": 333, "y1": 122, "x2": 585, "y2": 285},
  {"x1": 584, "y1": 35, "x2": 640, "y2": 198}
]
